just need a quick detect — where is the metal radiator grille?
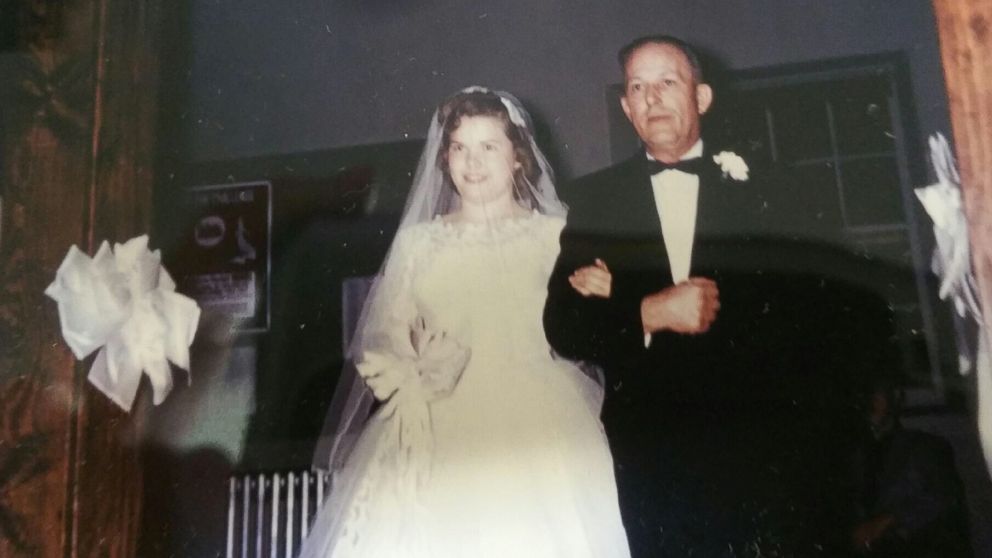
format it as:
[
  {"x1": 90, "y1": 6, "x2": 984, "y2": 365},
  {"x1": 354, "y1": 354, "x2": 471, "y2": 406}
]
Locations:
[{"x1": 226, "y1": 470, "x2": 330, "y2": 558}]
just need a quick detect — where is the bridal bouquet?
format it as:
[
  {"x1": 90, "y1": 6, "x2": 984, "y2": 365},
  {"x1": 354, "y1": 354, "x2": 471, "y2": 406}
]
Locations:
[
  {"x1": 358, "y1": 316, "x2": 470, "y2": 405},
  {"x1": 45, "y1": 235, "x2": 200, "y2": 411},
  {"x1": 356, "y1": 317, "x2": 470, "y2": 485}
]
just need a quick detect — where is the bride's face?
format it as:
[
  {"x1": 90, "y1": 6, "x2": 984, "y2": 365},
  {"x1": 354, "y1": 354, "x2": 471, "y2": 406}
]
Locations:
[{"x1": 446, "y1": 115, "x2": 520, "y2": 207}]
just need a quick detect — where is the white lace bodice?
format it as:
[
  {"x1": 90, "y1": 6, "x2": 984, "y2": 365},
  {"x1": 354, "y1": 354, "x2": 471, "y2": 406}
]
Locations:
[{"x1": 386, "y1": 211, "x2": 564, "y2": 370}]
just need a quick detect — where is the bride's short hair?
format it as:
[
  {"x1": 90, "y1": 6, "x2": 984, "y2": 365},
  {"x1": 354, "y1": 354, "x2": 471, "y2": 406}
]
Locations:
[{"x1": 436, "y1": 90, "x2": 542, "y2": 209}]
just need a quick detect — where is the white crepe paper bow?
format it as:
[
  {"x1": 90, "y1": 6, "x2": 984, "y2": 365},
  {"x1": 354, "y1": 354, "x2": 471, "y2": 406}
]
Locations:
[
  {"x1": 915, "y1": 133, "x2": 982, "y2": 322},
  {"x1": 915, "y1": 133, "x2": 992, "y2": 477},
  {"x1": 356, "y1": 317, "x2": 470, "y2": 488},
  {"x1": 45, "y1": 235, "x2": 201, "y2": 411}
]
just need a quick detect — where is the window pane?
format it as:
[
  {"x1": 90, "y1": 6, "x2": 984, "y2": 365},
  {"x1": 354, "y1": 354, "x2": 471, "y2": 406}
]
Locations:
[
  {"x1": 769, "y1": 85, "x2": 832, "y2": 162},
  {"x1": 840, "y1": 156, "x2": 905, "y2": 226},
  {"x1": 790, "y1": 161, "x2": 843, "y2": 241},
  {"x1": 710, "y1": 93, "x2": 772, "y2": 168},
  {"x1": 831, "y1": 77, "x2": 895, "y2": 155}
]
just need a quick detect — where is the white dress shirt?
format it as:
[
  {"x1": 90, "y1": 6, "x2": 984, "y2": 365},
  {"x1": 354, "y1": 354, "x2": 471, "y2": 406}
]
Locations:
[{"x1": 644, "y1": 140, "x2": 704, "y2": 348}]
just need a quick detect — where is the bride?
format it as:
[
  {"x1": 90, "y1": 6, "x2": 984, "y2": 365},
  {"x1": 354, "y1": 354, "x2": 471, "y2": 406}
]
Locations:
[{"x1": 298, "y1": 87, "x2": 630, "y2": 558}]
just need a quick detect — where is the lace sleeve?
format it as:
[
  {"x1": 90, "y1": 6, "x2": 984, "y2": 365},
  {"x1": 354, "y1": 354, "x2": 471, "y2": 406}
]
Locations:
[
  {"x1": 353, "y1": 227, "x2": 421, "y2": 363},
  {"x1": 356, "y1": 226, "x2": 470, "y2": 404},
  {"x1": 311, "y1": 227, "x2": 422, "y2": 472},
  {"x1": 348, "y1": 225, "x2": 468, "y2": 487}
]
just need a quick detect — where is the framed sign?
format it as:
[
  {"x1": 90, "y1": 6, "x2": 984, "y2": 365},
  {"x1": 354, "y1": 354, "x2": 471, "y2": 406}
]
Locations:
[{"x1": 178, "y1": 181, "x2": 272, "y2": 332}]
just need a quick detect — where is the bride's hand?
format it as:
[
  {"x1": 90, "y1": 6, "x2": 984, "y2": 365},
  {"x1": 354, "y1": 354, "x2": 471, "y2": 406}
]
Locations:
[
  {"x1": 356, "y1": 351, "x2": 411, "y2": 401},
  {"x1": 569, "y1": 258, "x2": 612, "y2": 298}
]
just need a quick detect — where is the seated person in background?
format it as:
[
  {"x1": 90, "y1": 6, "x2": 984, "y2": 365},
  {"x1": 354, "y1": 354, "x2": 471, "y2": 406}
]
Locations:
[{"x1": 850, "y1": 376, "x2": 972, "y2": 557}]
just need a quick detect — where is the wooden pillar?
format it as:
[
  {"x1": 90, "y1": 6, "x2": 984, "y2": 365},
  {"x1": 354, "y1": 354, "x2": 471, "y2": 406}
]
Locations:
[{"x1": 0, "y1": 1, "x2": 167, "y2": 556}]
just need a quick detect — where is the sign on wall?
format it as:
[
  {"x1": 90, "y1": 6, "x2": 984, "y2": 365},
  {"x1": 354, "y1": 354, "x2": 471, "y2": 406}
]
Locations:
[{"x1": 178, "y1": 181, "x2": 271, "y2": 333}]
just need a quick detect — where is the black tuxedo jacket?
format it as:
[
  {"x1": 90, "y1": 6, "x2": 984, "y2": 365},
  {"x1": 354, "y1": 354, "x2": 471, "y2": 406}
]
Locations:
[
  {"x1": 543, "y1": 149, "x2": 893, "y2": 410},
  {"x1": 543, "y1": 147, "x2": 897, "y2": 555}
]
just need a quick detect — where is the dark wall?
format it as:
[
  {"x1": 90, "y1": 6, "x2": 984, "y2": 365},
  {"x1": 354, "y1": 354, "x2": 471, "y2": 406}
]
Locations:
[{"x1": 183, "y1": 0, "x2": 949, "y2": 179}]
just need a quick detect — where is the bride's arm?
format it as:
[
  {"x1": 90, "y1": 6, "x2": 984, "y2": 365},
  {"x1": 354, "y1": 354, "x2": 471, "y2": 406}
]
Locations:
[
  {"x1": 353, "y1": 229, "x2": 421, "y2": 400},
  {"x1": 355, "y1": 227, "x2": 469, "y2": 404}
]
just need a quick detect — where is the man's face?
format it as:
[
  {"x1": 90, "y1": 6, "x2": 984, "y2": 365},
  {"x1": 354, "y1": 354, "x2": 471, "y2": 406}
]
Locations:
[{"x1": 620, "y1": 43, "x2": 712, "y2": 162}]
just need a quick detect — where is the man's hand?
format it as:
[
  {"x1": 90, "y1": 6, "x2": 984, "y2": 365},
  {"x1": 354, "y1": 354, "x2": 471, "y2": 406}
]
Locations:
[
  {"x1": 641, "y1": 277, "x2": 720, "y2": 334},
  {"x1": 569, "y1": 258, "x2": 612, "y2": 298}
]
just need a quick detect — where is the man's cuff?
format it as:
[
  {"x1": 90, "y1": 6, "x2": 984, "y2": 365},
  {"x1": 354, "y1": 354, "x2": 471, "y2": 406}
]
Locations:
[{"x1": 644, "y1": 332, "x2": 652, "y2": 348}]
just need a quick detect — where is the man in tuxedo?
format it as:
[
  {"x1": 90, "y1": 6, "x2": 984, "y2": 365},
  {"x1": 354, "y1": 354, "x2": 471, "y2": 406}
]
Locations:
[{"x1": 544, "y1": 35, "x2": 893, "y2": 556}]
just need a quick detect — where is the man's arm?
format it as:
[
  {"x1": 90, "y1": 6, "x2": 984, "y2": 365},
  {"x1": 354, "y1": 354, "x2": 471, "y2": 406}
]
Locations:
[
  {"x1": 544, "y1": 222, "x2": 646, "y2": 364},
  {"x1": 546, "y1": 227, "x2": 721, "y2": 364}
]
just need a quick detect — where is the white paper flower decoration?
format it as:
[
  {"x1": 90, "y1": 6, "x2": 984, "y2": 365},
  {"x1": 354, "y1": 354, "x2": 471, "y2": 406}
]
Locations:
[
  {"x1": 45, "y1": 235, "x2": 201, "y2": 411},
  {"x1": 915, "y1": 133, "x2": 981, "y2": 321},
  {"x1": 712, "y1": 151, "x2": 749, "y2": 181},
  {"x1": 915, "y1": 132, "x2": 992, "y2": 480}
]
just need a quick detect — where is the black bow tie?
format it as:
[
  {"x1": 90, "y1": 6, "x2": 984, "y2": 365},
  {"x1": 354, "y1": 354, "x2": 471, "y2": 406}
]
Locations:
[{"x1": 646, "y1": 157, "x2": 709, "y2": 176}]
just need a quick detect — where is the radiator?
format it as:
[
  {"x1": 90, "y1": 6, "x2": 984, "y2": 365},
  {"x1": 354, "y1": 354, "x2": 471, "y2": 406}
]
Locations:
[{"x1": 226, "y1": 470, "x2": 331, "y2": 558}]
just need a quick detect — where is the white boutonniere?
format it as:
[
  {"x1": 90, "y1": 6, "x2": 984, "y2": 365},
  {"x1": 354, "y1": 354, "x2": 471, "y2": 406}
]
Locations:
[{"x1": 712, "y1": 151, "x2": 749, "y2": 181}]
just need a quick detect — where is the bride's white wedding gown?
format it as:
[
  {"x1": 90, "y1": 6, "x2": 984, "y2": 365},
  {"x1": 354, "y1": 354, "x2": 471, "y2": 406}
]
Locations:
[{"x1": 299, "y1": 212, "x2": 630, "y2": 558}]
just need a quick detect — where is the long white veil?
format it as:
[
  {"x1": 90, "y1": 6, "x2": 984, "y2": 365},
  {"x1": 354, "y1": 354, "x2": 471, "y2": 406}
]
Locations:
[{"x1": 312, "y1": 86, "x2": 567, "y2": 472}]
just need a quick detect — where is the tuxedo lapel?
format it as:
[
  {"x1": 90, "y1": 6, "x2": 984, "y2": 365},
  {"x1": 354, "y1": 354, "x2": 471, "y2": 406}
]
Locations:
[
  {"x1": 690, "y1": 145, "x2": 752, "y2": 277},
  {"x1": 692, "y1": 145, "x2": 729, "y2": 235},
  {"x1": 612, "y1": 152, "x2": 736, "y2": 284},
  {"x1": 611, "y1": 156, "x2": 658, "y2": 233},
  {"x1": 619, "y1": 157, "x2": 672, "y2": 278},
  {"x1": 690, "y1": 161, "x2": 719, "y2": 276}
]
